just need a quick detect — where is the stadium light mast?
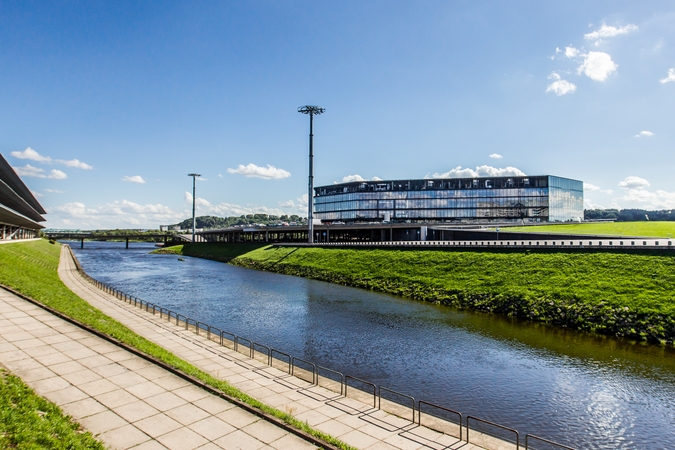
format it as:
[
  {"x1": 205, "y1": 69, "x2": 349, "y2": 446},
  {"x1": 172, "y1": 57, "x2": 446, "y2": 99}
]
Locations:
[
  {"x1": 187, "y1": 173, "x2": 201, "y2": 242},
  {"x1": 298, "y1": 105, "x2": 325, "y2": 244}
]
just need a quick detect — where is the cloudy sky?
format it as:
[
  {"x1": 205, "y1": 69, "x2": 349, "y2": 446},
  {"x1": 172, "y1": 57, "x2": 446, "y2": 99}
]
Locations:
[{"x1": 2, "y1": 1, "x2": 674, "y2": 229}]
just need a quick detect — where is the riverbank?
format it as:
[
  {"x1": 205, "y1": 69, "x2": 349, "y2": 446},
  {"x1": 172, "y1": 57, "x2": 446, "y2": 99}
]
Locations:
[
  {"x1": 153, "y1": 242, "x2": 266, "y2": 262},
  {"x1": 0, "y1": 239, "x2": 353, "y2": 450},
  {"x1": 165, "y1": 243, "x2": 675, "y2": 344}
]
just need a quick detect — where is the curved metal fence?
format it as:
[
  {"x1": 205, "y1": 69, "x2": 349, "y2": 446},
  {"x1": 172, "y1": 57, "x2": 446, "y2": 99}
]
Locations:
[{"x1": 67, "y1": 245, "x2": 576, "y2": 450}]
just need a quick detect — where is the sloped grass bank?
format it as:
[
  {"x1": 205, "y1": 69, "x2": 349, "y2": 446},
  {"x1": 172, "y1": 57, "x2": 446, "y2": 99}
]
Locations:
[
  {"x1": 0, "y1": 240, "x2": 352, "y2": 450},
  {"x1": 152, "y1": 242, "x2": 267, "y2": 262},
  {"x1": 501, "y1": 221, "x2": 675, "y2": 237},
  {"x1": 0, "y1": 367, "x2": 105, "y2": 449},
  {"x1": 229, "y1": 246, "x2": 675, "y2": 344}
]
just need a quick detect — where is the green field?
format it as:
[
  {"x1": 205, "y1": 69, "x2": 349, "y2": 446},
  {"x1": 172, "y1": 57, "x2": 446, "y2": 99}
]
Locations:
[
  {"x1": 0, "y1": 367, "x2": 105, "y2": 449},
  {"x1": 213, "y1": 244, "x2": 675, "y2": 344},
  {"x1": 500, "y1": 221, "x2": 675, "y2": 237},
  {"x1": 0, "y1": 240, "x2": 353, "y2": 450}
]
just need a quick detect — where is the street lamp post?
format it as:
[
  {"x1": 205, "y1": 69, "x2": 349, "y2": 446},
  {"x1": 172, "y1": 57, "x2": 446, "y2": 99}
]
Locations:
[
  {"x1": 187, "y1": 173, "x2": 201, "y2": 242},
  {"x1": 298, "y1": 105, "x2": 325, "y2": 244}
]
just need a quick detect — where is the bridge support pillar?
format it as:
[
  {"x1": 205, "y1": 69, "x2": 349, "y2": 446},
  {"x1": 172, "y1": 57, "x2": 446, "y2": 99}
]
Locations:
[
  {"x1": 126, "y1": 237, "x2": 129, "y2": 249},
  {"x1": 80, "y1": 239, "x2": 84, "y2": 249}
]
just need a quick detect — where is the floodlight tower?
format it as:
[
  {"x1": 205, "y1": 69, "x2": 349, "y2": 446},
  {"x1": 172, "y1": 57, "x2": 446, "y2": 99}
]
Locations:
[
  {"x1": 298, "y1": 105, "x2": 325, "y2": 244},
  {"x1": 187, "y1": 173, "x2": 201, "y2": 242}
]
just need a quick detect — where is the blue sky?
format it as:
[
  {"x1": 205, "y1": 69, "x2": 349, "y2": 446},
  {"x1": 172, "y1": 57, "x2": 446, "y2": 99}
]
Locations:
[{"x1": 2, "y1": 1, "x2": 674, "y2": 229}]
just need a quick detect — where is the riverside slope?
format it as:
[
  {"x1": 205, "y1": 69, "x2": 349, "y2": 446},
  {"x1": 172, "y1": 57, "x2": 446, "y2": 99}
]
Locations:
[{"x1": 224, "y1": 245, "x2": 675, "y2": 345}]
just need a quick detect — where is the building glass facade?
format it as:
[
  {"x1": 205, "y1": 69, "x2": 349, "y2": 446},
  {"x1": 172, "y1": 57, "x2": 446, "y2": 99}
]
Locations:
[{"x1": 314, "y1": 175, "x2": 583, "y2": 223}]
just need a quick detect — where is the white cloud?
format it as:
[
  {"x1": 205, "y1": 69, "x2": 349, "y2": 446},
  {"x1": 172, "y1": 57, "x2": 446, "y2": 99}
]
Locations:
[
  {"x1": 584, "y1": 182, "x2": 601, "y2": 191},
  {"x1": 634, "y1": 131, "x2": 654, "y2": 138},
  {"x1": 44, "y1": 189, "x2": 65, "y2": 194},
  {"x1": 46, "y1": 200, "x2": 186, "y2": 229},
  {"x1": 13, "y1": 164, "x2": 47, "y2": 178},
  {"x1": 584, "y1": 198, "x2": 605, "y2": 209},
  {"x1": 10, "y1": 147, "x2": 92, "y2": 170},
  {"x1": 335, "y1": 175, "x2": 383, "y2": 183},
  {"x1": 430, "y1": 165, "x2": 526, "y2": 179},
  {"x1": 184, "y1": 192, "x2": 211, "y2": 207},
  {"x1": 620, "y1": 189, "x2": 675, "y2": 209},
  {"x1": 46, "y1": 195, "x2": 300, "y2": 228},
  {"x1": 12, "y1": 164, "x2": 68, "y2": 179},
  {"x1": 218, "y1": 174, "x2": 223, "y2": 178},
  {"x1": 340, "y1": 174, "x2": 366, "y2": 183},
  {"x1": 279, "y1": 200, "x2": 296, "y2": 208},
  {"x1": 60, "y1": 159, "x2": 93, "y2": 170},
  {"x1": 226, "y1": 163, "x2": 291, "y2": 180},
  {"x1": 209, "y1": 202, "x2": 286, "y2": 218},
  {"x1": 297, "y1": 194, "x2": 309, "y2": 208},
  {"x1": 577, "y1": 52, "x2": 618, "y2": 81},
  {"x1": 49, "y1": 169, "x2": 68, "y2": 180},
  {"x1": 660, "y1": 68, "x2": 675, "y2": 84},
  {"x1": 584, "y1": 23, "x2": 638, "y2": 45},
  {"x1": 546, "y1": 72, "x2": 577, "y2": 96},
  {"x1": 618, "y1": 176, "x2": 650, "y2": 189},
  {"x1": 122, "y1": 175, "x2": 146, "y2": 184},
  {"x1": 489, "y1": 153, "x2": 503, "y2": 159},
  {"x1": 565, "y1": 46, "x2": 580, "y2": 58},
  {"x1": 11, "y1": 147, "x2": 51, "y2": 163}
]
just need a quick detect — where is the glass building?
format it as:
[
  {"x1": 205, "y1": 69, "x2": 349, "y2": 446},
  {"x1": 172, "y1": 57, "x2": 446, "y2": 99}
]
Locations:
[{"x1": 314, "y1": 175, "x2": 583, "y2": 223}]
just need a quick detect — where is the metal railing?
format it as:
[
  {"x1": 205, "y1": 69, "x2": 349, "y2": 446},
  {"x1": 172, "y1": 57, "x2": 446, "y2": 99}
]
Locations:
[
  {"x1": 418, "y1": 400, "x2": 462, "y2": 440},
  {"x1": 467, "y1": 416, "x2": 519, "y2": 449},
  {"x1": 68, "y1": 245, "x2": 577, "y2": 450},
  {"x1": 525, "y1": 434, "x2": 577, "y2": 450}
]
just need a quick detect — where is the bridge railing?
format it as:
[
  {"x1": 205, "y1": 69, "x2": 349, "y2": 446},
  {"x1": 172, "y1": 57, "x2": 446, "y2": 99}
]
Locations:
[{"x1": 66, "y1": 244, "x2": 577, "y2": 450}]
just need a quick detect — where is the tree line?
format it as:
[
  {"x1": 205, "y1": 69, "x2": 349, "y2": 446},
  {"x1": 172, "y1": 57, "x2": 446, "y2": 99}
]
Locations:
[
  {"x1": 584, "y1": 209, "x2": 675, "y2": 221},
  {"x1": 171, "y1": 214, "x2": 305, "y2": 230}
]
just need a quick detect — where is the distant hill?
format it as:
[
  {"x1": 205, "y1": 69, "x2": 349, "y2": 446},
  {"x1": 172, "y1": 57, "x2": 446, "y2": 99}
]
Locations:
[
  {"x1": 584, "y1": 209, "x2": 675, "y2": 222},
  {"x1": 171, "y1": 214, "x2": 305, "y2": 230}
]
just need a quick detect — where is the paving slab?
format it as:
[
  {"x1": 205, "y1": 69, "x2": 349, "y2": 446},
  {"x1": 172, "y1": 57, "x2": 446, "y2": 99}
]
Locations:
[
  {"x1": 54, "y1": 244, "x2": 490, "y2": 450},
  {"x1": 0, "y1": 286, "x2": 318, "y2": 449}
]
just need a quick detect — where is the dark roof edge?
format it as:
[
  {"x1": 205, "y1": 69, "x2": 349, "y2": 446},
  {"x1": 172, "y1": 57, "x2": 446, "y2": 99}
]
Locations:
[
  {"x1": 0, "y1": 153, "x2": 47, "y2": 214},
  {"x1": 0, "y1": 203, "x2": 46, "y2": 229}
]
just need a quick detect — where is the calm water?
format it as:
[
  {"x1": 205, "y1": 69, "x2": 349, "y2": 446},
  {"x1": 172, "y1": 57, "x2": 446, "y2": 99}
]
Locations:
[{"x1": 70, "y1": 241, "x2": 675, "y2": 449}]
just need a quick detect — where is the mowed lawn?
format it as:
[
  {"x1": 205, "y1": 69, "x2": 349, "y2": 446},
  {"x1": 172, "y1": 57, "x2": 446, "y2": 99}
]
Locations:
[
  {"x1": 233, "y1": 246, "x2": 675, "y2": 315},
  {"x1": 500, "y1": 221, "x2": 675, "y2": 237}
]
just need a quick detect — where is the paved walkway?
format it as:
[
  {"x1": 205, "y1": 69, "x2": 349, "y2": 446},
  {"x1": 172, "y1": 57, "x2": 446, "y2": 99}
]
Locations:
[
  {"x1": 57, "y1": 245, "x2": 491, "y2": 450},
  {"x1": 0, "y1": 288, "x2": 317, "y2": 449}
]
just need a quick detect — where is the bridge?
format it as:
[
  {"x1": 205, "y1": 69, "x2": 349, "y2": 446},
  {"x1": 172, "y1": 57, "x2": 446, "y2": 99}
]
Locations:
[{"x1": 44, "y1": 232, "x2": 190, "y2": 249}]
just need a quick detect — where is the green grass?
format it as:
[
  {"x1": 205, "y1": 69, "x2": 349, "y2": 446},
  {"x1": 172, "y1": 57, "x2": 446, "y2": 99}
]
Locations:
[
  {"x1": 0, "y1": 367, "x2": 105, "y2": 449},
  {"x1": 227, "y1": 245, "x2": 675, "y2": 343},
  {"x1": 0, "y1": 240, "x2": 354, "y2": 450},
  {"x1": 499, "y1": 221, "x2": 675, "y2": 237}
]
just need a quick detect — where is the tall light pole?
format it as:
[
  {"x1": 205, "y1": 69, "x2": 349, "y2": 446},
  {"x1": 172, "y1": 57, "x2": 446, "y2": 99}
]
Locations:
[
  {"x1": 298, "y1": 105, "x2": 325, "y2": 244},
  {"x1": 187, "y1": 173, "x2": 201, "y2": 242}
]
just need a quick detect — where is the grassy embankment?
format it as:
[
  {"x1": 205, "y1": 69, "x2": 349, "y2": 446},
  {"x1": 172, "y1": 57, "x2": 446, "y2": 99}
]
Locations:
[
  {"x1": 0, "y1": 367, "x2": 105, "y2": 449},
  {"x1": 0, "y1": 240, "x2": 353, "y2": 450},
  {"x1": 500, "y1": 221, "x2": 675, "y2": 237},
  {"x1": 160, "y1": 222, "x2": 675, "y2": 344},
  {"x1": 153, "y1": 242, "x2": 266, "y2": 261},
  {"x1": 230, "y1": 247, "x2": 675, "y2": 343}
]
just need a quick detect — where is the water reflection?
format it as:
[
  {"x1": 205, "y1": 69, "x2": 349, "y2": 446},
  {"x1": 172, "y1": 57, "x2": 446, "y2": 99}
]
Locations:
[{"x1": 69, "y1": 241, "x2": 675, "y2": 449}]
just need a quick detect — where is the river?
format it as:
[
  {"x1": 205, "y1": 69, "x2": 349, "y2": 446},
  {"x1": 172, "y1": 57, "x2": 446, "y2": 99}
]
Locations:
[{"x1": 69, "y1": 241, "x2": 675, "y2": 449}]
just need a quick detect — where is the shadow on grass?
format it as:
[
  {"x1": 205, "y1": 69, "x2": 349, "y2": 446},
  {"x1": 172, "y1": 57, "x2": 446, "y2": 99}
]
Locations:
[{"x1": 167, "y1": 243, "x2": 270, "y2": 262}]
